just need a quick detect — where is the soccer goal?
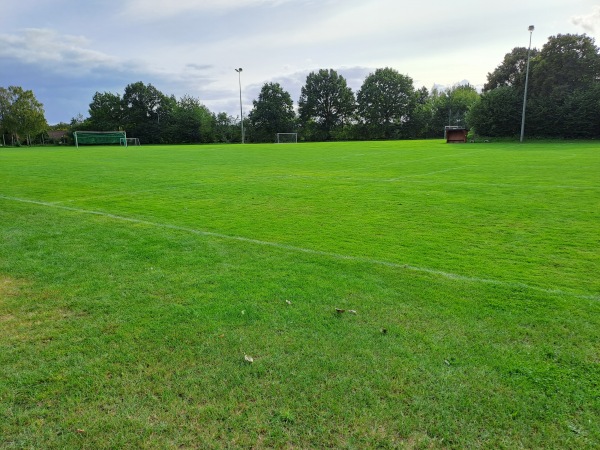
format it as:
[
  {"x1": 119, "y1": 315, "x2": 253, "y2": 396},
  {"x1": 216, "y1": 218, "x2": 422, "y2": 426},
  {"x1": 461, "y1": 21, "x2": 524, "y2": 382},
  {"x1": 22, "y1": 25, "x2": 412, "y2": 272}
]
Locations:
[
  {"x1": 73, "y1": 131, "x2": 127, "y2": 148},
  {"x1": 276, "y1": 133, "x2": 298, "y2": 143},
  {"x1": 120, "y1": 137, "x2": 141, "y2": 147}
]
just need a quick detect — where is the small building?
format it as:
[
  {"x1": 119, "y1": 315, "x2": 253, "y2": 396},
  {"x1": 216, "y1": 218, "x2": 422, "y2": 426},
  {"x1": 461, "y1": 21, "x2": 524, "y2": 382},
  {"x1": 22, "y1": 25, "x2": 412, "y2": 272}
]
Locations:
[
  {"x1": 445, "y1": 126, "x2": 468, "y2": 143},
  {"x1": 47, "y1": 130, "x2": 68, "y2": 144}
]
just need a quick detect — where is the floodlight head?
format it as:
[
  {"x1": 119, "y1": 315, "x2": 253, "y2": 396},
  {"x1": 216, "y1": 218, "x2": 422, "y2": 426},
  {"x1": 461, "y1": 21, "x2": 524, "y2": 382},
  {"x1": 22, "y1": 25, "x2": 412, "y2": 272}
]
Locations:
[
  {"x1": 528, "y1": 25, "x2": 535, "y2": 32},
  {"x1": 235, "y1": 68, "x2": 243, "y2": 73}
]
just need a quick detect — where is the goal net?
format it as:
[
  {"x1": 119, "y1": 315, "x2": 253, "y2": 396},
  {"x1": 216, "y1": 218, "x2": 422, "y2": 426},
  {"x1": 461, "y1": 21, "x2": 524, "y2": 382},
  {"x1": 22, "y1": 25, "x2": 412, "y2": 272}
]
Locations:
[
  {"x1": 73, "y1": 131, "x2": 127, "y2": 148},
  {"x1": 276, "y1": 133, "x2": 298, "y2": 143},
  {"x1": 120, "y1": 137, "x2": 141, "y2": 147}
]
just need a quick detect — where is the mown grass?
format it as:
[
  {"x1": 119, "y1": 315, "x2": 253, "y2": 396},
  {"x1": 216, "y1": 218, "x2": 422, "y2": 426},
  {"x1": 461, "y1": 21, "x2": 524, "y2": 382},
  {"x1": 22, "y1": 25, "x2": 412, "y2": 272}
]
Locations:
[{"x1": 1, "y1": 140, "x2": 599, "y2": 448}]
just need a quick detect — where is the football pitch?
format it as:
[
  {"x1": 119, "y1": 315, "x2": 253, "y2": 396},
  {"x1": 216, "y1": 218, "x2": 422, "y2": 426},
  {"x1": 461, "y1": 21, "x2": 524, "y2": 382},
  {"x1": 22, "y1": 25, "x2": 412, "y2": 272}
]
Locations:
[{"x1": 1, "y1": 140, "x2": 599, "y2": 448}]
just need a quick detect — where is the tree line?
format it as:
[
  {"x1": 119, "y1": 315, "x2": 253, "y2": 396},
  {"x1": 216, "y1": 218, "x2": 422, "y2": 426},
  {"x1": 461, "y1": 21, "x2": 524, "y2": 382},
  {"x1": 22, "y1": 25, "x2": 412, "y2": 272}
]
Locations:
[
  {"x1": 67, "y1": 72, "x2": 479, "y2": 144},
  {"x1": 2, "y1": 33, "x2": 599, "y2": 145}
]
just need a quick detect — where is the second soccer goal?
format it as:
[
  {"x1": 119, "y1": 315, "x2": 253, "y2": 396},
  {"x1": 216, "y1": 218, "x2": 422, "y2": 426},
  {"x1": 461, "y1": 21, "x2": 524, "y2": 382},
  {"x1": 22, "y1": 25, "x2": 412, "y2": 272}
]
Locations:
[{"x1": 276, "y1": 133, "x2": 298, "y2": 144}]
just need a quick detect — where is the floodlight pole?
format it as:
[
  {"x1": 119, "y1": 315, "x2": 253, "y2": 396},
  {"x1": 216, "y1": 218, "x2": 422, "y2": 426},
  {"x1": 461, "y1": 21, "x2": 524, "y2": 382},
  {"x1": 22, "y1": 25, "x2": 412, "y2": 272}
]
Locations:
[
  {"x1": 235, "y1": 68, "x2": 244, "y2": 144},
  {"x1": 520, "y1": 25, "x2": 534, "y2": 143}
]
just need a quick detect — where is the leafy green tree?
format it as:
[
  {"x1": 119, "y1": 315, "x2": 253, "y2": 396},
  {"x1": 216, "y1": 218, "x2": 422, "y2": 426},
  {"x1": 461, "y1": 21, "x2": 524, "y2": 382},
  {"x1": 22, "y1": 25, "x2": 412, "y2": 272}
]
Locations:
[
  {"x1": 248, "y1": 82, "x2": 296, "y2": 142},
  {"x1": 471, "y1": 33, "x2": 600, "y2": 138},
  {"x1": 0, "y1": 87, "x2": 10, "y2": 145},
  {"x1": 483, "y1": 47, "x2": 539, "y2": 93},
  {"x1": 466, "y1": 86, "x2": 521, "y2": 137},
  {"x1": 214, "y1": 112, "x2": 238, "y2": 143},
  {"x1": 0, "y1": 86, "x2": 47, "y2": 145},
  {"x1": 166, "y1": 95, "x2": 215, "y2": 143},
  {"x1": 558, "y1": 84, "x2": 600, "y2": 138},
  {"x1": 406, "y1": 86, "x2": 433, "y2": 138},
  {"x1": 522, "y1": 34, "x2": 600, "y2": 137},
  {"x1": 88, "y1": 92, "x2": 123, "y2": 131},
  {"x1": 298, "y1": 69, "x2": 355, "y2": 141},
  {"x1": 425, "y1": 84, "x2": 480, "y2": 137},
  {"x1": 532, "y1": 34, "x2": 600, "y2": 97},
  {"x1": 356, "y1": 68, "x2": 415, "y2": 139},
  {"x1": 122, "y1": 81, "x2": 176, "y2": 144}
]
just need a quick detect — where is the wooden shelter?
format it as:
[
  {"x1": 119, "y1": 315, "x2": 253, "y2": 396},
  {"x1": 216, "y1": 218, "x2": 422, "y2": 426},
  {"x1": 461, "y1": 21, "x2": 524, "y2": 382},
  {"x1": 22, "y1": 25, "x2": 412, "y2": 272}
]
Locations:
[{"x1": 445, "y1": 126, "x2": 468, "y2": 143}]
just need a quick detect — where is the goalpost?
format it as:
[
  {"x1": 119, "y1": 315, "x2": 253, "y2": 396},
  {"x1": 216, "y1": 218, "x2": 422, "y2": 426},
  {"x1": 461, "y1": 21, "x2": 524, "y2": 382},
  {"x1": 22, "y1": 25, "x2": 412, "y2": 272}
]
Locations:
[
  {"x1": 276, "y1": 133, "x2": 298, "y2": 144},
  {"x1": 73, "y1": 131, "x2": 127, "y2": 148},
  {"x1": 120, "y1": 137, "x2": 141, "y2": 147}
]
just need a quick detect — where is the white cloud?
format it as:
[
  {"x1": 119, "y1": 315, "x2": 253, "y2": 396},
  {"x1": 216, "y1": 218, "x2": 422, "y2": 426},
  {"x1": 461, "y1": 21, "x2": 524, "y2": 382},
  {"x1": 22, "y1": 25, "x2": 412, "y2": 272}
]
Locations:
[
  {"x1": 571, "y1": 6, "x2": 600, "y2": 34},
  {"x1": 119, "y1": 0, "x2": 294, "y2": 20},
  {"x1": 0, "y1": 28, "x2": 119, "y2": 72}
]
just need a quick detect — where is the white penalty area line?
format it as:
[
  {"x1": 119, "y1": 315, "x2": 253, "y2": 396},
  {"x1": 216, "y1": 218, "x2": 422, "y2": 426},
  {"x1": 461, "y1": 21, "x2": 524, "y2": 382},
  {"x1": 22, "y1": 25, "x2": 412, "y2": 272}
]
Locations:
[{"x1": 1, "y1": 194, "x2": 598, "y2": 301}]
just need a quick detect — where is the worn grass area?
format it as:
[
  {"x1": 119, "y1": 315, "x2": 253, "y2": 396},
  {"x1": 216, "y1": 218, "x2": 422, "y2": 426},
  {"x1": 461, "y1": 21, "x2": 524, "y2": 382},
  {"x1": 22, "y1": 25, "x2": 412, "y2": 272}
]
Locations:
[{"x1": 0, "y1": 140, "x2": 599, "y2": 448}]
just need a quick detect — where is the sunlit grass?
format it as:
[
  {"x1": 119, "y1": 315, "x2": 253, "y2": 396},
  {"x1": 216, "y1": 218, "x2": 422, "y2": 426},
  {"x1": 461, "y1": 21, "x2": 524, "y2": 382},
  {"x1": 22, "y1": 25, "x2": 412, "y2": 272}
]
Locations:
[{"x1": 1, "y1": 140, "x2": 599, "y2": 448}]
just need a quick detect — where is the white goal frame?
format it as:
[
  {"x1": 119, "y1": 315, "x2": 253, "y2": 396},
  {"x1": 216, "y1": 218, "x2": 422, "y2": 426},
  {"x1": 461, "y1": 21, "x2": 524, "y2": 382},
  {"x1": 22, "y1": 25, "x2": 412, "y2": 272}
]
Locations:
[
  {"x1": 120, "y1": 137, "x2": 141, "y2": 147},
  {"x1": 276, "y1": 133, "x2": 298, "y2": 143},
  {"x1": 73, "y1": 131, "x2": 127, "y2": 148}
]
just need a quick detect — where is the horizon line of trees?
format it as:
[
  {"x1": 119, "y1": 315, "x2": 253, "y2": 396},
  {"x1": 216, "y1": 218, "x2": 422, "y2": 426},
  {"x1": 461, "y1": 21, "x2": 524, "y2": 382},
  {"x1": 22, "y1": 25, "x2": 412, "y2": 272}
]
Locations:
[
  {"x1": 66, "y1": 72, "x2": 478, "y2": 145},
  {"x1": 2, "y1": 33, "x2": 599, "y2": 146}
]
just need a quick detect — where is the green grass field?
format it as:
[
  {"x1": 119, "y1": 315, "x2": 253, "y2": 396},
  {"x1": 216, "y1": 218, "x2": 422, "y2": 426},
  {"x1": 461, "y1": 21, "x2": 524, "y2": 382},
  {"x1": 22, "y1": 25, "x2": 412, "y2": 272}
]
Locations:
[{"x1": 1, "y1": 140, "x2": 599, "y2": 448}]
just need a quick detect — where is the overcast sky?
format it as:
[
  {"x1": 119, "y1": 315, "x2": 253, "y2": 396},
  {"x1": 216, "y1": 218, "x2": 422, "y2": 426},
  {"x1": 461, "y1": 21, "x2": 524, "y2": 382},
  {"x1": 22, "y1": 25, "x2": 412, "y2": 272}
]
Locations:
[{"x1": 2, "y1": 0, "x2": 599, "y2": 124}]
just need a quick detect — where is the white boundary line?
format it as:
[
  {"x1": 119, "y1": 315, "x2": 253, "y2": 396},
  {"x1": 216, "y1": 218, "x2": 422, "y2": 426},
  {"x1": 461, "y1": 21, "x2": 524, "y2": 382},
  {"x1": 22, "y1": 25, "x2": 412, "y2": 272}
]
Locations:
[{"x1": 1, "y1": 194, "x2": 598, "y2": 301}]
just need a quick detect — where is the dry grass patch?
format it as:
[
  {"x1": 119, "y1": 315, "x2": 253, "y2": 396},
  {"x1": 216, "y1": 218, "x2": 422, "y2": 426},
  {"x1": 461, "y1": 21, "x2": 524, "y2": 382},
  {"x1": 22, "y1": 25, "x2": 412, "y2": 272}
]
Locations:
[
  {"x1": 0, "y1": 275, "x2": 22, "y2": 298},
  {"x1": 0, "y1": 277, "x2": 77, "y2": 343},
  {"x1": 0, "y1": 276, "x2": 24, "y2": 323}
]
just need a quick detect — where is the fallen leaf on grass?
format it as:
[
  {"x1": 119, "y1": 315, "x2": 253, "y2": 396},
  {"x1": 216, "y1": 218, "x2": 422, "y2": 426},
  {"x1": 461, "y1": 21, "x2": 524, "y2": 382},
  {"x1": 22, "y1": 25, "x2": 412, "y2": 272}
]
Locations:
[
  {"x1": 244, "y1": 354, "x2": 254, "y2": 364},
  {"x1": 348, "y1": 310, "x2": 357, "y2": 314},
  {"x1": 285, "y1": 300, "x2": 292, "y2": 305},
  {"x1": 335, "y1": 308, "x2": 345, "y2": 314}
]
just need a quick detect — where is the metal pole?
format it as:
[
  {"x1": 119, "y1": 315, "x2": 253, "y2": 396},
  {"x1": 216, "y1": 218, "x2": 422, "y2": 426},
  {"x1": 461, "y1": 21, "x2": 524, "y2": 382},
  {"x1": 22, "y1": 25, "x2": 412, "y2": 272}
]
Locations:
[
  {"x1": 520, "y1": 25, "x2": 534, "y2": 143},
  {"x1": 235, "y1": 68, "x2": 244, "y2": 144}
]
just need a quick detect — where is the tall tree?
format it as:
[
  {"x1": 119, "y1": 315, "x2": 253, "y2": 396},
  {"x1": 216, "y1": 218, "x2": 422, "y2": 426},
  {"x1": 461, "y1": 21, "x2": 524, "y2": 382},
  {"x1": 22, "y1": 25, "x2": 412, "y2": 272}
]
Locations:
[
  {"x1": 0, "y1": 87, "x2": 10, "y2": 144},
  {"x1": 357, "y1": 67, "x2": 415, "y2": 139},
  {"x1": 533, "y1": 34, "x2": 600, "y2": 97},
  {"x1": 475, "y1": 33, "x2": 600, "y2": 138},
  {"x1": 166, "y1": 95, "x2": 215, "y2": 144},
  {"x1": 298, "y1": 69, "x2": 355, "y2": 141},
  {"x1": 483, "y1": 47, "x2": 539, "y2": 93},
  {"x1": 407, "y1": 86, "x2": 433, "y2": 138},
  {"x1": 122, "y1": 81, "x2": 175, "y2": 143},
  {"x1": 0, "y1": 86, "x2": 47, "y2": 145},
  {"x1": 248, "y1": 82, "x2": 296, "y2": 142},
  {"x1": 214, "y1": 112, "x2": 238, "y2": 143},
  {"x1": 466, "y1": 86, "x2": 521, "y2": 137},
  {"x1": 88, "y1": 91, "x2": 123, "y2": 131},
  {"x1": 427, "y1": 84, "x2": 480, "y2": 136}
]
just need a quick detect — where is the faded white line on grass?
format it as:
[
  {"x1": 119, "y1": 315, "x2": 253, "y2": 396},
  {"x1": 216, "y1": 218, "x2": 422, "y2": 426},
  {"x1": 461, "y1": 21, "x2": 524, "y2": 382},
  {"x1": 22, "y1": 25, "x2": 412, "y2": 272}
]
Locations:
[{"x1": 2, "y1": 194, "x2": 598, "y2": 301}]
